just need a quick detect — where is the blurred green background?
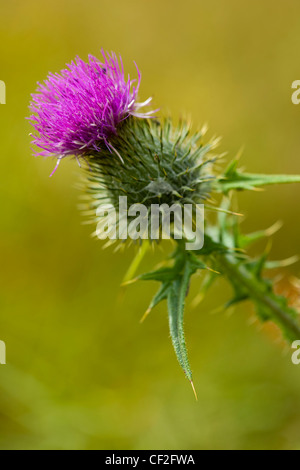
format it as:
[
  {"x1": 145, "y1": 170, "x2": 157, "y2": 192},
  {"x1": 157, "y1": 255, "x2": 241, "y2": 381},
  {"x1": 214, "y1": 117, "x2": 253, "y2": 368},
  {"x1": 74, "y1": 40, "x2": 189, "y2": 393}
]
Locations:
[{"x1": 1, "y1": 0, "x2": 300, "y2": 450}]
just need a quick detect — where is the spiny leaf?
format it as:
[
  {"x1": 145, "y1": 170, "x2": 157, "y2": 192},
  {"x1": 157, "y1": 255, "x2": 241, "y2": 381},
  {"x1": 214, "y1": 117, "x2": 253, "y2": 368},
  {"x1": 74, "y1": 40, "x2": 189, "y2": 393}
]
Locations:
[
  {"x1": 214, "y1": 159, "x2": 300, "y2": 193},
  {"x1": 139, "y1": 266, "x2": 181, "y2": 283},
  {"x1": 166, "y1": 252, "x2": 206, "y2": 384},
  {"x1": 137, "y1": 247, "x2": 205, "y2": 386},
  {"x1": 167, "y1": 262, "x2": 194, "y2": 382}
]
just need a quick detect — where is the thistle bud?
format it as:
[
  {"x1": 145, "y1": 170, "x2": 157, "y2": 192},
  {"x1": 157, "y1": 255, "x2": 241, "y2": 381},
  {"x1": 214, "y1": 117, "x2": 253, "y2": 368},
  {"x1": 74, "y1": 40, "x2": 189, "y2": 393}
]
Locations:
[{"x1": 84, "y1": 116, "x2": 217, "y2": 245}]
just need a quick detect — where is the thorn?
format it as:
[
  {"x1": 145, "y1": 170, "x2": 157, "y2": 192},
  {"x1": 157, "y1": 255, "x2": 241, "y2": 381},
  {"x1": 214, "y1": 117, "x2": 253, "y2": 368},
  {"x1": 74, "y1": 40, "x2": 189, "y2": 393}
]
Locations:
[
  {"x1": 229, "y1": 210, "x2": 244, "y2": 217},
  {"x1": 190, "y1": 380, "x2": 198, "y2": 401},
  {"x1": 121, "y1": 277, "x2": 138, "y2": 287},
  {"x1": 205, "y1": 205, "x2": 244, "y2": 217},
  {"x1": 230, "y1": 248, "x2": 248, "y2": 259},
  {"x1": 206, "y1": 266, "x2": 221, "y2": 274},
  {"x1": 265, "y1": 220, "x2": 283, "y2": 237},
  {"x1": 269, "y1": 255, "x2": 299, "y2": 268},
  {"x1": 140, "y1": 307, "x2": 151, "y2": 324}
]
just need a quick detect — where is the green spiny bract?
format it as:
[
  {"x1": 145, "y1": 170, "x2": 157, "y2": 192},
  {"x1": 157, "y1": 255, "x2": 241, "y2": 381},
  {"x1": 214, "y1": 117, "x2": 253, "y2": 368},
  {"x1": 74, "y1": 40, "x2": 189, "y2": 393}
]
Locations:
[{"x1": 82, "y1": 117, "x2": 218, "y2": 242}]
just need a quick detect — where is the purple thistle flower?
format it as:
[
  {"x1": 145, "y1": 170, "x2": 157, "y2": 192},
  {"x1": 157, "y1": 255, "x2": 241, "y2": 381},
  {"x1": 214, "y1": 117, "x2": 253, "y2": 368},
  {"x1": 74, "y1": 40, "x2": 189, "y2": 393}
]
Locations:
[{"x1": 29, "y1": 50, "x2": 154, "y2": 173}]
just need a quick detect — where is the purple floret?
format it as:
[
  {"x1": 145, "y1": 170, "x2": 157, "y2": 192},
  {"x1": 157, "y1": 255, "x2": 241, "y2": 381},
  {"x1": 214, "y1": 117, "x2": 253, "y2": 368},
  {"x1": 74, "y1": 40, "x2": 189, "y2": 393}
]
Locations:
[{"x1": 29, "y1": 50, "x2": 154, "y2": 172}]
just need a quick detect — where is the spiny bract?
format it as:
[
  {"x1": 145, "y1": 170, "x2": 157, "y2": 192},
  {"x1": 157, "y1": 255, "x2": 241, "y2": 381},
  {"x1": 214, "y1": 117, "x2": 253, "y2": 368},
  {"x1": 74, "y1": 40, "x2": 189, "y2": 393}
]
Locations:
[{"x1": 81, "y1": 117, "x2": 218, "y2": 244}]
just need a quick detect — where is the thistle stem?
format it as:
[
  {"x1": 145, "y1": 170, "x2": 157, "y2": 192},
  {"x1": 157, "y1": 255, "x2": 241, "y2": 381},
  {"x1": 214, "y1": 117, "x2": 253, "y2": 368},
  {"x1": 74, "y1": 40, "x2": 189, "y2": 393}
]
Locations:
[{"x1": 216, "y1": 253, "x2": 300, "y2": 340}]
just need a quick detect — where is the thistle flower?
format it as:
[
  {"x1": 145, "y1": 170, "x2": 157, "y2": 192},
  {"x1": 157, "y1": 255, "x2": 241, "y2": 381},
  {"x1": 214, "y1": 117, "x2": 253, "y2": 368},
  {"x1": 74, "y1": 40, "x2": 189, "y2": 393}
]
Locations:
[
  {"x1": 29, "y1": 50, "x2": 154, "y2": 173},
  {"x1": 29, "y1": 50, "x2": 300, "y2": 397}
]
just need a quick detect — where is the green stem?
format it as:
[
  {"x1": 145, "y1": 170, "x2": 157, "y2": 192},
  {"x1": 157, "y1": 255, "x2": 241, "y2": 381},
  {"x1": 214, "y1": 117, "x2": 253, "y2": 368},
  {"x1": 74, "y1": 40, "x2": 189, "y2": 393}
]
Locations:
[{"x1": 216, "y1": 253, "x2": 300, "y2": 340}]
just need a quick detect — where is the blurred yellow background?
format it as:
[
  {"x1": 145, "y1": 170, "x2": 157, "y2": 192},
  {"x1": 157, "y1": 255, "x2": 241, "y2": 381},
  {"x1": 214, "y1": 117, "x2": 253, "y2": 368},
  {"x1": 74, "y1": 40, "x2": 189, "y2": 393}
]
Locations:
[{"x1": 1, "y1": 0, "x2": 300, "y2": 450}]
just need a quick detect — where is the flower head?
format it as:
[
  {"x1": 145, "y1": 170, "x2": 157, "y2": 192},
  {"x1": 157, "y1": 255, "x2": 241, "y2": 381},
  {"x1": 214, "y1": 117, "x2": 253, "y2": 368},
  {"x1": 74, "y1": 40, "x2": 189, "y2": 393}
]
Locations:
[{"x1": 29, "y1": 50, "x2": 154, "y2": 171}]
